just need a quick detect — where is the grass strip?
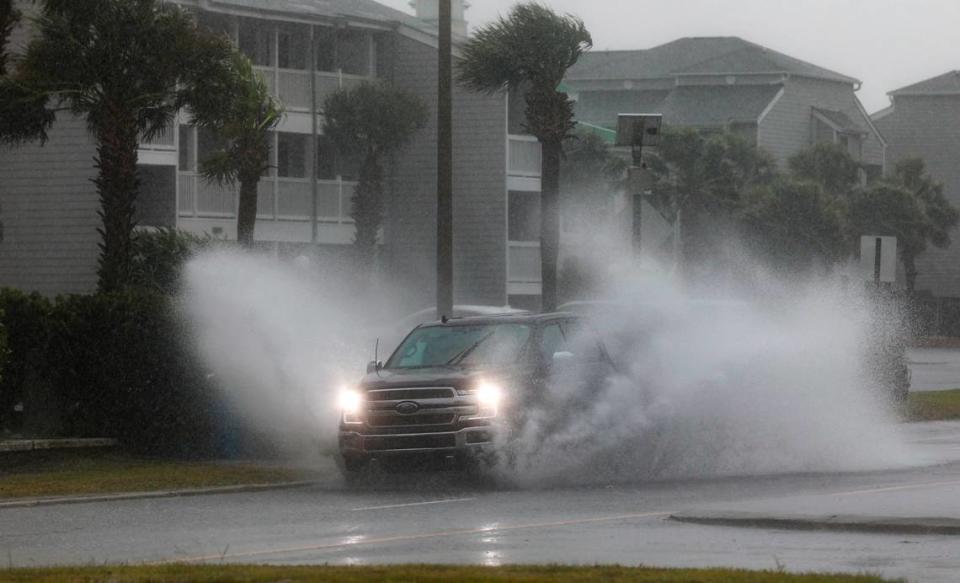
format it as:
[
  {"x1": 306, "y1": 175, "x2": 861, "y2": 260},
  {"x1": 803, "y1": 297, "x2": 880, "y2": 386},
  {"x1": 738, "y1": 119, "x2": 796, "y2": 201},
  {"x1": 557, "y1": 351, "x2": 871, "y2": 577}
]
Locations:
[
  {"x1": 0, "y1": 450, "x2": 308, "y2": 499},
  {"x1": 0, "y1": 565, "x2": 897, "y2": 582},
  {"x1": 903, "y1": 389, "x2": 960, "y2": 422}
]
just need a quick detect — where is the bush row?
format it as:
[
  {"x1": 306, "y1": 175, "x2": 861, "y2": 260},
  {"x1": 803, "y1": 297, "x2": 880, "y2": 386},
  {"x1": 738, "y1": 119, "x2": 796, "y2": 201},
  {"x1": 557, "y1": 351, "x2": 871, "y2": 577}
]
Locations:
[{"x1": 0, "y1": 288, "x2": 219, "y2": 456}]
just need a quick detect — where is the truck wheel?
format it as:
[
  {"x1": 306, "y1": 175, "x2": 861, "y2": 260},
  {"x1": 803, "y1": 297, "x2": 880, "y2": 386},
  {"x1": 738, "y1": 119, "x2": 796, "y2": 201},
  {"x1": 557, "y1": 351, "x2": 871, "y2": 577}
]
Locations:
[{"x1": 336, "y1": 454, "x2": 370, "y2": 483}]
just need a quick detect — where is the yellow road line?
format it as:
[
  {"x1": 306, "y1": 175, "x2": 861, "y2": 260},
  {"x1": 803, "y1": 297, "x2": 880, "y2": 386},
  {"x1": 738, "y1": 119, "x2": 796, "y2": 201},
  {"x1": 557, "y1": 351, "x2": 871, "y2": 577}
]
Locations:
[{"x1": 154, "y1": 510, "x2": 671, "y2": 564}]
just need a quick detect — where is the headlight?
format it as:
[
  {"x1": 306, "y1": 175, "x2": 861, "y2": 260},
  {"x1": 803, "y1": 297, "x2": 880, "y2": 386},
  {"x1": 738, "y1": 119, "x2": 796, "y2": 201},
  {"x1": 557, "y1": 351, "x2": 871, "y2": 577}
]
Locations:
[
  {"x1": 465, "y1": 381, "x2": 502, "y2": 420},
  {"x1": 339, "y1": 387, "x2": 363, "y2": 424}
]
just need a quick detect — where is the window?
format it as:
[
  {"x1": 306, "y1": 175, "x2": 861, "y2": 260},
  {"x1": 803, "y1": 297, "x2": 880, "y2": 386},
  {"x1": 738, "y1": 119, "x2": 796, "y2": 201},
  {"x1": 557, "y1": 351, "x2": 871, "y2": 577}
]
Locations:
[
  {"x1": 509, "y1": 191, "x2": 541, "y2": 242},
  {"x1": 178, "y1": 125, "x2": 195, "y2": 172},
  {"x1": 315, "y1": 27, "x2": 337, "y2": 72},
  {"x1": 196, "y1": 127, "x2": 225, "y2": 168},
  {"x1": 540, "y1": 323, "x2": 566, "y2": 360},
  {"x1": 239, "y1": 18, "x2": 273, "y2": 67},
  {"x1": 316, "y1": 135, "x2": 338, "y2": 180},
  {"x1": 277, "y1": 133, "x2": 309, "y2": 178},
  {"x1": 386, "y1": 324, "x2": 531, "y2": 369},
  {"x1": 278, "y1": 24, "x2": 308, "y2": 70},
  {"x1": 338, "y1": 29, "x2": 370, "y2": 76}
]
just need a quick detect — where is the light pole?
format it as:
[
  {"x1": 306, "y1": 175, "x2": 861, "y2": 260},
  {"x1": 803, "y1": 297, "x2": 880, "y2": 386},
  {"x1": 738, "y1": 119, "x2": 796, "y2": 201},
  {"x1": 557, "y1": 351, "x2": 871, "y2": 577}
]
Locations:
[{"x1": 436, "y1": 0, "x2": 454, "y2": 320}]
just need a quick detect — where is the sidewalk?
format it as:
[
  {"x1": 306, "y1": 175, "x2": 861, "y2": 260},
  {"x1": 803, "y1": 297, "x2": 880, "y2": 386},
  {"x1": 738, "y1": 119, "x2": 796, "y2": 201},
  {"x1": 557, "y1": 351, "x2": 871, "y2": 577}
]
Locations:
[{"x1": 0, "y1": 438, "x2": 118, "y2": 453}]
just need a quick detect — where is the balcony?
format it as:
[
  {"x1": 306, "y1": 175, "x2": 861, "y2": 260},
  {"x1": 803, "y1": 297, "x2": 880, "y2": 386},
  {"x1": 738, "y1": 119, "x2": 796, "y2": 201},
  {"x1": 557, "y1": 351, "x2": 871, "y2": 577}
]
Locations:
[
  {"x1": 255, "y1": 67, "x2": 372, "y2": 113},
  {"x1": 508, "y1": 135, "x2": 541, "y2": 178},
  {"x1": 507, "y1": 241, "x2": 541, "y2": 284},
  {"x1": 177, "y1": 172, "x2": 355, "y2": 224}
]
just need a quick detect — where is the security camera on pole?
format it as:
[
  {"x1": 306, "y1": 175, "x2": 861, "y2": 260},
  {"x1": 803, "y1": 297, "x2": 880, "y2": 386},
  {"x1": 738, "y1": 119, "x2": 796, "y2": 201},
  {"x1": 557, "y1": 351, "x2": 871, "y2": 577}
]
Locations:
[{"x1": 615, "y1": 113, "x2": 662, "y2": 258}]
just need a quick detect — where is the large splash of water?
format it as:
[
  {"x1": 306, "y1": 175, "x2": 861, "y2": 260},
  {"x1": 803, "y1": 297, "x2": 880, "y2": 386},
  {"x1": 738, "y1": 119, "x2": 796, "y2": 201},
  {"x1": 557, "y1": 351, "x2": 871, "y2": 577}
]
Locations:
[{"x1": 181, "y1": 248, "x2": 916, "y2": 481}]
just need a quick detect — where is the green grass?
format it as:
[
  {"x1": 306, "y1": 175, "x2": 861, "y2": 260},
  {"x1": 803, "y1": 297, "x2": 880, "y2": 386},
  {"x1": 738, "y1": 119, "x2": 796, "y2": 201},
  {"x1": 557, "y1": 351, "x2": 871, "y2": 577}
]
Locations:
[
  {"x1": 0, "y1": 565, "x2": 898, "y2": 582},
  {"x1": 0, "y1": 450, "x2": 310, "y2": 499},
  {"x1": 903, "y1": 389, "x2": 960, "y2": 422}
]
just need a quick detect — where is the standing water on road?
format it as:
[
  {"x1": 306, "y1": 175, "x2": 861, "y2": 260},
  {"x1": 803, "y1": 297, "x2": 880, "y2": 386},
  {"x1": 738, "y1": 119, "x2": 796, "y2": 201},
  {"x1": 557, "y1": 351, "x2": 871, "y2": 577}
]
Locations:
[{"x1": 182, "y1": 249, "x2": 917, "y2": 482}]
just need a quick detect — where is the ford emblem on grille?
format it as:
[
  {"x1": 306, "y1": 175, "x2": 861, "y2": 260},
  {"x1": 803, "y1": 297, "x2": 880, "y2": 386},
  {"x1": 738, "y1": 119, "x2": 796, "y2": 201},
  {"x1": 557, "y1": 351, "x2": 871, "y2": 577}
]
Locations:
[{"x1": 395, "y1": 401, "x2": 420, "y2": 415}]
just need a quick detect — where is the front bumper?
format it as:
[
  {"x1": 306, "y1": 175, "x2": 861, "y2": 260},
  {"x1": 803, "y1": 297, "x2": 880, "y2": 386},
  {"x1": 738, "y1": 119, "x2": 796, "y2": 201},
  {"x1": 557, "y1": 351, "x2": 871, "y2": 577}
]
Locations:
[{"x1": 338, "y1": 424, "x2": 496, "y2": 457}]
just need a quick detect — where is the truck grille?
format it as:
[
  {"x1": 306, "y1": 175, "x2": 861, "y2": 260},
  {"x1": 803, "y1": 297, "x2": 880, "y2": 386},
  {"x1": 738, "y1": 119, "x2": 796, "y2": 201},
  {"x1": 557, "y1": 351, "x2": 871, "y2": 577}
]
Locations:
[
  {"x1": 367, "y1": 413, "x2": 456, "y2": 427},
  {"x1": 361, "y1": 387, "x2": 470, "y2": 432}
]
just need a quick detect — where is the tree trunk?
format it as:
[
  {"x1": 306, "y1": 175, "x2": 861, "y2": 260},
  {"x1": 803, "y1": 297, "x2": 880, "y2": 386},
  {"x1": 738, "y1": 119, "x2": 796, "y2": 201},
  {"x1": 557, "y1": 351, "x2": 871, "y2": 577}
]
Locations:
[
  {"x1": 94, "y1": 103, "x2": 140, "y2": 293},
  {"x1": 351, "y1": 150, "x2": 384, "y2": 269},
  {"x1": 540, "y1": 138, "x2": 561, "y2": 312},
  {"x1": 903, "y1": 251, "x2": 918, "y2": 293},
  {"x1": 236, "y1": 174, "x2": 259, "y2": 248}
]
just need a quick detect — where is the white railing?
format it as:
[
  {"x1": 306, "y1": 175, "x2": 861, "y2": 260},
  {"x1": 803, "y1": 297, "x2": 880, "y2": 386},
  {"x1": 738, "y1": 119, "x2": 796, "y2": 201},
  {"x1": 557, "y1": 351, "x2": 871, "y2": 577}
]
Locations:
[
  {"x1": 508, "y1": 241, "x2": 541, "y2": 283},
  {"x1": 177, "y1": 172, "x2": 354, "y2": 224},
  {"x1": 508, "y1": 135, "x2": 541, "y2": 178},
  {"x1": 254, "y1": 66, "x2": 373, "y2": 113},
  {"x1": 140, "y1": 126, "x2": 175, "y2": 150}
]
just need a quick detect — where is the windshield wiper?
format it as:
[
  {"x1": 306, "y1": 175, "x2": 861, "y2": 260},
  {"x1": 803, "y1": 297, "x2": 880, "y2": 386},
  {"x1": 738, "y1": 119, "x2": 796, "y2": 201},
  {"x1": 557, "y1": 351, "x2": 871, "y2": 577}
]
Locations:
[{"x1": 446, "y1": 330, "x2": 496, "y2": 365}]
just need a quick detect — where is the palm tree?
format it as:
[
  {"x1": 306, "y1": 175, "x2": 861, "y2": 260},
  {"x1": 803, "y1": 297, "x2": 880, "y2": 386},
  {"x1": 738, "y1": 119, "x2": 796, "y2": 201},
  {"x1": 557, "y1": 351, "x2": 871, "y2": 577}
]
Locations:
[
  {"x1": 458, "y1": 3, "x2": 592, "y2": 311},
  {"x1": 0, "y1": 0, "x2": 19, "y2": 77},
  {"x1": 323, "y1": 82, "x2": 428, "y2": 268},
  {"x1": 0, "y1": 0, "x2": 231, "y2": 291},
  {"x1": 183, "y1": 51, "x2": 283, "y2": 248}
]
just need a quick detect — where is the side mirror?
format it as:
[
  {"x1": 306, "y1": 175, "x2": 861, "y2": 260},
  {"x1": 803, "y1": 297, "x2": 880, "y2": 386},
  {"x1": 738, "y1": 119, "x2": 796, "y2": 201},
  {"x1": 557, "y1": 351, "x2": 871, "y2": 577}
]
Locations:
[{"x1": 366, "y1": 361, "x2": 382, "y2": 374}]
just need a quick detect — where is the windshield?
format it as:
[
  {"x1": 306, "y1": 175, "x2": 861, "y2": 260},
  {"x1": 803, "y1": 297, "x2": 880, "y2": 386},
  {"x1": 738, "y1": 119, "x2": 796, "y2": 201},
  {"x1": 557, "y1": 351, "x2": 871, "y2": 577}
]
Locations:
[{"x1": 385, "y1": 323, "x2": 531, "y2": 369}]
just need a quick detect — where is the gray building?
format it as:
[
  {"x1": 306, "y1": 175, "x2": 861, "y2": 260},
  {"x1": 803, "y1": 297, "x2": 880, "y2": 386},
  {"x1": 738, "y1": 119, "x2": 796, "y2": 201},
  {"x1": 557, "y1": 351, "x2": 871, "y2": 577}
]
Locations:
[
  {"x1": 565, "y1": 37, "x2": 885, "y2": 173},
  {"x1": 873, "y1": 71, "x2": 960, "y2": 297},
  {"x1": 0, "y1": 0, "x2": 544, "y2": 308}
]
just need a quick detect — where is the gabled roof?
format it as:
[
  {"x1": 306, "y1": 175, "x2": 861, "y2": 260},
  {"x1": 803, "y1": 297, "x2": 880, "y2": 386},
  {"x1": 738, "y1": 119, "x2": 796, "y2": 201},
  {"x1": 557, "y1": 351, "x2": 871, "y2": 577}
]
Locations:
[
  {"x1": 566, "y1": 37, "x2": 859, "y2": 85},
  {"x1": 208, "y1": 0, "x2": 417, "y2": 26},
  {"x1": 661, "y1": 84, "x2": 784, "y2": 126},
  {"x1": 889, "y1": 71, "x2": 960, "y2": 96},
  {"x1": 812, "y1": 107, "x2": 867, "y2": 135},
  {"x1": 575, "y1": 84, "x2": 783, "y2": 129}
]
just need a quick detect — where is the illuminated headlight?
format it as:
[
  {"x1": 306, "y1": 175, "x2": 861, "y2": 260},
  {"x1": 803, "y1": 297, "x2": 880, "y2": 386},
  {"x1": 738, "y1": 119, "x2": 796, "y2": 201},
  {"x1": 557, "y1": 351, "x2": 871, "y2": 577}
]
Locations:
[
  {"x1": 339, "y1": 388, "x2": 363, "y2": 425},
  {"x1": 465, "y1": 382, "x2": 502, "y2": 420}
]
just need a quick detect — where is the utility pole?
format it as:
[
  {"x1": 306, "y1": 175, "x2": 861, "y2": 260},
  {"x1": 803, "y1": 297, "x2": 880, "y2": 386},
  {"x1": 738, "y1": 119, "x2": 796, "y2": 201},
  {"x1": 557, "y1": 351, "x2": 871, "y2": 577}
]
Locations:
[{"x1": 436, "y1": 0, "x2": 454, "y2": 320}]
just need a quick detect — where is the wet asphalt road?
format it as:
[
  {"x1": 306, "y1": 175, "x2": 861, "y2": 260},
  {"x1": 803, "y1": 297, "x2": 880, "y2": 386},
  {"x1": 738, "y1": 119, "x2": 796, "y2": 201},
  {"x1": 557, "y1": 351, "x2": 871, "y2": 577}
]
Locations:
[{"x1": 3, "y1": 422, "x2": 960, "y2": 582}]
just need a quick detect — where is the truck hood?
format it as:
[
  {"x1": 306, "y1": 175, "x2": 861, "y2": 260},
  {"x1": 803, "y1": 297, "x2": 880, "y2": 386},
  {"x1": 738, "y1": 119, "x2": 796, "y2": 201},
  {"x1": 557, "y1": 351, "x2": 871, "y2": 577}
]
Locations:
[{"x1": 360, "y1": 364, "x2": 522, "y2": 392}]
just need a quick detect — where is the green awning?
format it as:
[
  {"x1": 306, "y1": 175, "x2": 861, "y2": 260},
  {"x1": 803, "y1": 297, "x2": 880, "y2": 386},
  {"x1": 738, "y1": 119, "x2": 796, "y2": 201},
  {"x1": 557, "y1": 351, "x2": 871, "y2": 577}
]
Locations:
[{"x1": 576, "y1": 121, "x2": 617, "y2": 145}]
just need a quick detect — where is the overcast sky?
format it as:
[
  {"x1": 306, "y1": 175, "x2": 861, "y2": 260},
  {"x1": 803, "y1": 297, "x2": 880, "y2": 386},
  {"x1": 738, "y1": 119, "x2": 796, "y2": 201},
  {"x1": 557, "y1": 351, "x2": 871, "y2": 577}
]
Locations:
[{"x1": 378, "y1": 0, "x2": 960, "y2": 113}]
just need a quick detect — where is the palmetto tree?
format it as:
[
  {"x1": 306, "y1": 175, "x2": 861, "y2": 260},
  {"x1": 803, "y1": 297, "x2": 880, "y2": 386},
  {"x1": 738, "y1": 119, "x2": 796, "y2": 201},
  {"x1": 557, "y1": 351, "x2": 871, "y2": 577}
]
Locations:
[
  {"x1": 0, "y1": 0, "x2": 231, "y2": 291},
  {"x1": 323, "y1": 82, "x2": 428, "y2": 268},
  {"x1": 458, "y1": 3, "x2": 592, "y2": 311},
  {"x1": 183, "y1": 51, "x2": 283, "y2": 248}
]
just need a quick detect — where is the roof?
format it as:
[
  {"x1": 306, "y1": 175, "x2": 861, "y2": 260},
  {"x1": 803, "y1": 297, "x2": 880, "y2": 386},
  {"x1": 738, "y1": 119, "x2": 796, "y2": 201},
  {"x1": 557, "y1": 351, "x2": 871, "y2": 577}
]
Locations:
[
  {"x1": 575, "y1": 84, "x2": 783, "y2": 128},
  {"x1": 661, "y1": 84, "x2": 783, "y2": 126},
  {"x1": 566, "y1": 37, "x2": 859, "y2": 85},
  {"x1": 812, "y1": 107, "x2": 867, "y2": 135},
  {"x1": 889, "y1": 71, "x2": 960, "y2": 96},
  {"x1": 208, "y1": 0, "x2": 417, "y2": 26}
]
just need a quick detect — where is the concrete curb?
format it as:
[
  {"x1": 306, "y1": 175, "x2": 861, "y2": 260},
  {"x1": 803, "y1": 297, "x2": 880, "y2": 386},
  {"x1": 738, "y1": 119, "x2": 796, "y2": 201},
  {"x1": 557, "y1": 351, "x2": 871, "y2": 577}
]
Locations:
[
  {"x1": 670, "y1": 511, "x2": 960, "y2": 536},
  {"x1": 0, "y1": 480, "x2": 320, "y2": 510},
  {"x1": 0, "y1": 438, "x2": 118, "y2": 453}
]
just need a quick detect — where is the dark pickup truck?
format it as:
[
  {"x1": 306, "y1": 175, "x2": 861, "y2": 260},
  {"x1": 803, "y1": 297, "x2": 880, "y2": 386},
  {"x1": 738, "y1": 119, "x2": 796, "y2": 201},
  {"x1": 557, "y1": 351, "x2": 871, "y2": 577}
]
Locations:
[{"x1": 336, "y1": 312, "x2": 614, "y2": 477}]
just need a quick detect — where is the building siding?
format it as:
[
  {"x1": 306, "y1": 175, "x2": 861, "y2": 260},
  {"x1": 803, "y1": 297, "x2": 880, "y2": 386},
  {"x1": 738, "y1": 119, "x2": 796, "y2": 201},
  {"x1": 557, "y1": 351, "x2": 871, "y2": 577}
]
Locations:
[
  {"x1": 875, "y1": 95, "x2": 960, "y2": 297},
  {"x1": 384, "y1": 33, "x2": 508, "y2": 309},
  {"x1": 0, "y1": 114, "x2": 101, "y2": 295},
  {"x1": 757, "y1": 77, "x2": 884, "y2": 168}
]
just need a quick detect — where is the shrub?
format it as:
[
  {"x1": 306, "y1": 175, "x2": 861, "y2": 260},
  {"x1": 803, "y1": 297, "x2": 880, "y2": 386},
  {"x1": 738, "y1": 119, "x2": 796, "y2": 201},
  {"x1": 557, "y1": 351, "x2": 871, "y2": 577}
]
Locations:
[
  {"x1": 129, "y1": 227, "x2": 211, "y2": 295},
  {"x1": 50, "y1": 290, "x2": 218, "y2": 456},
  {"x1": 0, "y1": 289, "x2": 54, "y2": 434}
]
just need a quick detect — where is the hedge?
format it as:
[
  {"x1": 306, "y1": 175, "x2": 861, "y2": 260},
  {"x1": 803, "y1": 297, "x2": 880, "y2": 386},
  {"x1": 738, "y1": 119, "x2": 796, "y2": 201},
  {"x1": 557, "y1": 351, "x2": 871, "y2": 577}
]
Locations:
[{"x1": 0, "y1": 288, "x2": 219, "y2": 456}]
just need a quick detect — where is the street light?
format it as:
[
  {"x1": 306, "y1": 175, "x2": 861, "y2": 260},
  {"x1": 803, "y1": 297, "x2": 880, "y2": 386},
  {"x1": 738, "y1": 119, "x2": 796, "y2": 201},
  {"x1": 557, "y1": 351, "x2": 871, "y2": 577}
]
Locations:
[
  {"x1": 616, "y1": 114, "x2": 663, "y2": 257},
  {"x1": 615, "y1": 113, "x2": 662, "y2": 166}
]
